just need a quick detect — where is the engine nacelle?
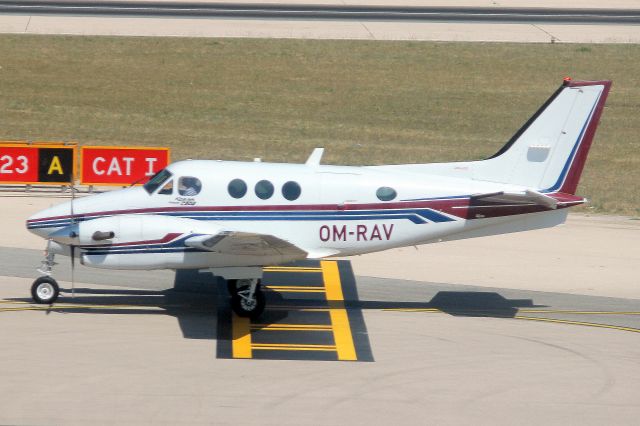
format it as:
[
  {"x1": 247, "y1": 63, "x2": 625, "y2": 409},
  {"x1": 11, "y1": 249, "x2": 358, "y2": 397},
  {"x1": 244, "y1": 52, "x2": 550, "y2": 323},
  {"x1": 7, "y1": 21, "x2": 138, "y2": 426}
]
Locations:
[{"x1": 50, "y1": 214, "x2": 220, "y2": 269}]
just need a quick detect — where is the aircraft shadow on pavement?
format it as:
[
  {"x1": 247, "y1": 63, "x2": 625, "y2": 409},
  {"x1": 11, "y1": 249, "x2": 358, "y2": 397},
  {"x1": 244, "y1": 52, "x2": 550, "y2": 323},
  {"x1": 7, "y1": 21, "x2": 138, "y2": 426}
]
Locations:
[
  {"x1": 7, "y1": 269, "x2": 221, "y2": 340},
  {"x1": 7, "y1": 265, "x2": 544, "y2": 350},
  {"x1": 349, "y1": 291, "x2": 544, "y2": 318}
]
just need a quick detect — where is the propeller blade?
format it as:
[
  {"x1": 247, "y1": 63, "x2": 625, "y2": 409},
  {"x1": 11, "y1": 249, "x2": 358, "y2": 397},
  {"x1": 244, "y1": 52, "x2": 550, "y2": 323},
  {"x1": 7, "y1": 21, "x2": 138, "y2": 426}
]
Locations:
[
  {"x1": 70, "y1": 245, "x2": 75, "y2": 298},
  {"x1": 70, "y1": 170, "x2": 76, "y2": 298}
]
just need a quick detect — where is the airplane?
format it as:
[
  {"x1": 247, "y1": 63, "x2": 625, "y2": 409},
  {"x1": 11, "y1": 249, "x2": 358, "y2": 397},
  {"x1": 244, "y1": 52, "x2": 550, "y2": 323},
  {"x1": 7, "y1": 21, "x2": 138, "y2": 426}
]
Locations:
[{"x1": 26, "y1": 78, "x2": 611, "y2": 318}]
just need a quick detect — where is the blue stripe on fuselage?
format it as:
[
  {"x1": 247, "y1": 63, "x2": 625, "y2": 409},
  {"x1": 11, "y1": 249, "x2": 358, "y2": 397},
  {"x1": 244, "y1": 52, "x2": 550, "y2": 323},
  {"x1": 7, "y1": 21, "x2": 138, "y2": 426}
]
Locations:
[{"x1": 27, "y1": 207, "x2": 456, "y2": 230}]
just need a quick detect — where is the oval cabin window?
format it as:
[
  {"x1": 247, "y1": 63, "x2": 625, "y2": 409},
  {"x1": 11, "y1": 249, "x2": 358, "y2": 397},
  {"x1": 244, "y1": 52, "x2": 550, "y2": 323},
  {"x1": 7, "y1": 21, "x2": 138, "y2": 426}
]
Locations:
[
  {"x1": 255, "y1": 180, "x2": 274, "y2": 200},
  {"x1": 282, "y1": 181, "x2": 301, "y2": 201},
  {"x1": 376, "y1": 186, "x2": 397, "y2": 201},
  {"x1": 228, "y1": 179, "x2": 247, "y2": 199}
]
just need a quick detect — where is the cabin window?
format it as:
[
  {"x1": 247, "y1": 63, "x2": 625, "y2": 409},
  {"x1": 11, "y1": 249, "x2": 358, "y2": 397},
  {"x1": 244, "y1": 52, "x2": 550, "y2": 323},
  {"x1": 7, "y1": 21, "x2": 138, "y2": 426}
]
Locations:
[
  {"x1": 255, "y1": 180, "x2": 274, "y2": 200},
  {"x1": 144, "y1": 169, "x2": 172, "y2": 194},
  {"x1": 376, "y1": 186, "x2": 397, "y2": 201},
  {"x1": 178, "y1": 176, "x2": 202, "y2": 196},
  {"x1": 282, "y1": 181, "x2": 301, "y2": 201},
  {"x1": 228, "y1": 179, "x2": 247, "y2": 199},
  {"x1": 158, "y1": 179, "x2": 174, "y2": 195}
]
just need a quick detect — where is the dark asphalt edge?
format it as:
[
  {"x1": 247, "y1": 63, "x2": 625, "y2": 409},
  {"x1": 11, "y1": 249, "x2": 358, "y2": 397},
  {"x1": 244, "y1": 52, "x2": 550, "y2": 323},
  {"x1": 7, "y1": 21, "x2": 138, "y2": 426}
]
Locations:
[{"x1": 1, "y1": 2, "x2": 639, "y2": 24}]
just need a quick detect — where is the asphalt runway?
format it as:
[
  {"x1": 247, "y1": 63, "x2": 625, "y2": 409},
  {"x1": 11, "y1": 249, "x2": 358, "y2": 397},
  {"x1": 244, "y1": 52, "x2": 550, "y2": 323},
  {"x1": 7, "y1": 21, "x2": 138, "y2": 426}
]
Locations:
[
  {"x1": 1, "y1": 248, "x2": 639, "y2": 423},
  {"x1": 2, "y1": 1, "x2": 640, "y2": 24},
  {"x1": 2, "y1": 0, "x2": 639, "y2": 42}
]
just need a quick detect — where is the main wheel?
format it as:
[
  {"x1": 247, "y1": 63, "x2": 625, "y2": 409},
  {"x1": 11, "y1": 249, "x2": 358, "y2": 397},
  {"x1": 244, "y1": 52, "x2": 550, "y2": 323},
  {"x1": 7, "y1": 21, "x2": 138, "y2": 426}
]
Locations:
[
  {"x1": 31, "y1": 276, "x2": 60, "y2": 304},
  {"x1": 231, "y1": 289, "x2": 266, "y2": 319}
]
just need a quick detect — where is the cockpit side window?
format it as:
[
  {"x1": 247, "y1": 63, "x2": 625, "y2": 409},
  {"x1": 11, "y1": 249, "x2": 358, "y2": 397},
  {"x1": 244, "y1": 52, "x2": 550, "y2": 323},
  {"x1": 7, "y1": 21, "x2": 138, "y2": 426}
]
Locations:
[
  {"x1": 178, "y1": 176, "x2": 202, "y2": 196},
  {"x1": 158, "y1": 179, "x2": 174, "y2": 195},
  {"x1": 143, "y1": 169, "x2": 172, "y2": 194}
]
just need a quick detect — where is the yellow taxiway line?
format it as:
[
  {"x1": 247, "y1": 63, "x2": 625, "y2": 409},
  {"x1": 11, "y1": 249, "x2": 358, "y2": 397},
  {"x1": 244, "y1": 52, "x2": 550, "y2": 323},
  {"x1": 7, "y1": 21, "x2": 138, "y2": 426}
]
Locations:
[
  {"x1": 515, "y1": 316, "x2": 640, "y2": 333},
  {"x1": 251, "y1": 323, "x2": 333, "y2": 331},
  {"x1": 263, "y1": 267, "x2": 322, "y2": 273},
  {"x1": 229, "y1": 261, "x2": 359, "y2": 360},
  {"x1": 265, "y1": 285, "x2": 326, "y2": 293},
  {"x1": 384, "y1": 307, "x2": 640, "y2": 316},
  {"x1": 252, "y1": 343, "x2": 337, "y2": 352},
  {"x1": 383, "y1": 307, "x2": 640, "y2": 334},
  {"x1": 232, "y1": 314, "x2": 252, "y2": 359},
  {"x1": 321, "y1": 260, "x2": 357, "y2": 361}
]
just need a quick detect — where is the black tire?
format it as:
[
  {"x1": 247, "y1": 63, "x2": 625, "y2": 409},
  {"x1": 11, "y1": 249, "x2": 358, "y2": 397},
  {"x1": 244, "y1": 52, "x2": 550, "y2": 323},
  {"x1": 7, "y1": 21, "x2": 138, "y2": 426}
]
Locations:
[
  {"x1": 231, "y1": 289, "x2": 266, "y2": 319},
  {"x1": 31, "y1": 276, "x2": 60, "y2": 304}
]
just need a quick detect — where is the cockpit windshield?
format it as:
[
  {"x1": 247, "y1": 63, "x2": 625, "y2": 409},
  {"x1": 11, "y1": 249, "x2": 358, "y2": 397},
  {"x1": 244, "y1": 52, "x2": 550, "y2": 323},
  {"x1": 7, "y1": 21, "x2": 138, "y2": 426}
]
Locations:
[{"x1": 143, "y1": 169, "x2": 173, "y2": 194}]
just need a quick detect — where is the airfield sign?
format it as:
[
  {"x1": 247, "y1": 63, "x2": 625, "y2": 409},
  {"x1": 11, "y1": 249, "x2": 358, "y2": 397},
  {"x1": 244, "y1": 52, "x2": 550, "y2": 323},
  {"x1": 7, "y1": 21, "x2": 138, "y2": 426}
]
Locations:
[
  {"x1": 0, "y1": 142, "x2": 76, "y2": 185},
  {"x1": 80, "y1": 146, "x2": 170, "y2": 186}
]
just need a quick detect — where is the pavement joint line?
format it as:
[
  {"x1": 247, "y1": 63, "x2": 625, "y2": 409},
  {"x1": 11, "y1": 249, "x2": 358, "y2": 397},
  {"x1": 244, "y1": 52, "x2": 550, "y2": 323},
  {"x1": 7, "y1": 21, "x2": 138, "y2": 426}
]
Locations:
[
  {"x1": 383, "y1": 308, "x2": 640, "y2": 315},
  {"x1": 0, "y1": 301, "x2": 188, "y2": 308},
  {"x1": 0, "y1": 305, "x2": 167, "y2": 313},
  {"x1": 518, "y1": 309, "x2": 640, "y2": 315}
]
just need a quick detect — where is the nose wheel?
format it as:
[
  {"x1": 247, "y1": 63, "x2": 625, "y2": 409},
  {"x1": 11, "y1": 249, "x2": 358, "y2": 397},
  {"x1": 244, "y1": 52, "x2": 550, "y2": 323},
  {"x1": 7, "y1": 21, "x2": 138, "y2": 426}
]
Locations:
[
  {"x1": 228, "y1": 278, "x2": 265, "y2": 319},
  {"x1": 31, "y1": 276, "x2": 60, "y2": 304}
]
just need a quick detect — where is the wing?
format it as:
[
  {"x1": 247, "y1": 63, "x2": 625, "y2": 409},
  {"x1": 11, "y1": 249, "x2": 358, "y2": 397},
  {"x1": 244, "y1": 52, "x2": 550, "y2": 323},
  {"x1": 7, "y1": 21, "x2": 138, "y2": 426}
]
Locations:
[
  {"x1": 471, "y1": 189, "x2": 558, "y2": 209},
  {"x1": 184, "y1": 231, "x2": 309, "y2": 257}
]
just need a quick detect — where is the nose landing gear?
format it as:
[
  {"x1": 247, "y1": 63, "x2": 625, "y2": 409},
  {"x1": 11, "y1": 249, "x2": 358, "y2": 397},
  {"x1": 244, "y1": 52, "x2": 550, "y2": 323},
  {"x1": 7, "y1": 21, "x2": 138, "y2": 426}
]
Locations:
[
  {"x1": 227, "y1": 278, "x2": 266, "y2": 319},
  {"x1": 31, "y1": 276, "x2": 60, "y2": 304},
  {"x1": 32, "y1": 242, "x2": 60, "y2": 304}
]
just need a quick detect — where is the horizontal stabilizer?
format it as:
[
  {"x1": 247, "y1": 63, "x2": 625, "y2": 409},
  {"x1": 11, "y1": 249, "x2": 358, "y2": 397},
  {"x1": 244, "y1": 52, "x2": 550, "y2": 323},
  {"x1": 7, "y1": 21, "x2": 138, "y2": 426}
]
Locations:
[{"x1": 471, "y1": 190, "x2": 558, "y2": 209}]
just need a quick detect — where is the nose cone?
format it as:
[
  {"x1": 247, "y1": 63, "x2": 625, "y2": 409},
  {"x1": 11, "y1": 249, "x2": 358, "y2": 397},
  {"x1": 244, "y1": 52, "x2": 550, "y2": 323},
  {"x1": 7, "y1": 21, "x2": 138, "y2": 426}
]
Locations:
[{"x1": 26, "y1": 201, "x2": 73, "y2": 238}]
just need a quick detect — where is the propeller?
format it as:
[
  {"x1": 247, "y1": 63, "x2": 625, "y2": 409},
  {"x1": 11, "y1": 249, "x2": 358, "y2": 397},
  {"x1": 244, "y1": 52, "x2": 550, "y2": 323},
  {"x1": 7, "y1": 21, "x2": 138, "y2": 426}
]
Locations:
[{"x1": 69, "y1": 178, "x2": 76, "y2": 298}]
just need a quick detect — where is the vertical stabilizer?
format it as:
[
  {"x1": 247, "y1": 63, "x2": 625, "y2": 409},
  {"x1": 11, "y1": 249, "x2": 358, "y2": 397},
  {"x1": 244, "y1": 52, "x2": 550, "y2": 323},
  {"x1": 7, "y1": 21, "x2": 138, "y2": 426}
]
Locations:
[{"x1": 473, "y1": 79, "x2": 611, "y2": 195}]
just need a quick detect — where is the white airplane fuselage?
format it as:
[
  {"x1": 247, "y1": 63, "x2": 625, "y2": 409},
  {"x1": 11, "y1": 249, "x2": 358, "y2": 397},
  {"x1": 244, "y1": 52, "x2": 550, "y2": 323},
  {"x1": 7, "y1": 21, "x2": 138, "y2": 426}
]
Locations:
[
  {"x1": 26, "y1": 159, "x2": 575, "y2": 270},
  {"x1": 26, "y1": 79, "x2": 610, "y2": 281}
]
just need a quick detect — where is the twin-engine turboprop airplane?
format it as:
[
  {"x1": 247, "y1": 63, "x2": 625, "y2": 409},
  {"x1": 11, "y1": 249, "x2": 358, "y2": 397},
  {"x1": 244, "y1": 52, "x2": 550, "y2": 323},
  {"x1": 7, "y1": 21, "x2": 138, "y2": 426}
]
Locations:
[{"x1": 27, "y1": 79, "x2": 611, "y2": 318}]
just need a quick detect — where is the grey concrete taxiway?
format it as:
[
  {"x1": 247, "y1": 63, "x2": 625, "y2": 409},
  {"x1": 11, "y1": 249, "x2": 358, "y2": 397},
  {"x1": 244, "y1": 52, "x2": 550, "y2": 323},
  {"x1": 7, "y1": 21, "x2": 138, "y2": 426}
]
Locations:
[{"x1": 1, "y1": 245, "x2": 640, "y2": 424}]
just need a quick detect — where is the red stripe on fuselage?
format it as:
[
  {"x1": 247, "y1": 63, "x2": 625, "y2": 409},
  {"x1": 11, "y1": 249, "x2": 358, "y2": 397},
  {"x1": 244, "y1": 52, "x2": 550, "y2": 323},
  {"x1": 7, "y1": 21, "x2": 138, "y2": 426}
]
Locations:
[{"x1": 27, "y1": 192, "x2": 584, "y2": 225}]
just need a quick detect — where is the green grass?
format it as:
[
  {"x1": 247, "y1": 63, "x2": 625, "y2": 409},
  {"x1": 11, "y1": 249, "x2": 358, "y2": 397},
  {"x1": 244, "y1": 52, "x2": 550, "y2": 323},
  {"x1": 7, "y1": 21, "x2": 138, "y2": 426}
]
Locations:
[{"x1": 0, "y1": 35, "x2": 638, "y2": 216}]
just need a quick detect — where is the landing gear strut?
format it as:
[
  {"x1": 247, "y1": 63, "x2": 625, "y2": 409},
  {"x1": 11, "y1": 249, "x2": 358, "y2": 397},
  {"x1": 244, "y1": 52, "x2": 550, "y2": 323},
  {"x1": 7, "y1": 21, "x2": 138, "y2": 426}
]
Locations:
[
  {"x1": 32, "y1": 241, "x2": 60, "y2": 304},
  {"x1": 228, "y1": 278, "x2": 265, "y2": 319}
]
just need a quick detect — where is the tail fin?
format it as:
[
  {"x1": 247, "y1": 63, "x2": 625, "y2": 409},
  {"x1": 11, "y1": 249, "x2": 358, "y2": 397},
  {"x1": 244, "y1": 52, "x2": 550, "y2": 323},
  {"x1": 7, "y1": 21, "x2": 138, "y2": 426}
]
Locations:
[{"x1": 474, "y1": 79, "x2": 611, "y2": 195}]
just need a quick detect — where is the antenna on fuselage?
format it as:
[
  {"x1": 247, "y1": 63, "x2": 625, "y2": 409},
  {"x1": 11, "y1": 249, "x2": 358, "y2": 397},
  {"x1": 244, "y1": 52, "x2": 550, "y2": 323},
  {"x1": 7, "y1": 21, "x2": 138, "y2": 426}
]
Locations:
[{"x1": 305, "y1": 148, "x2": 324, "y2": 167}]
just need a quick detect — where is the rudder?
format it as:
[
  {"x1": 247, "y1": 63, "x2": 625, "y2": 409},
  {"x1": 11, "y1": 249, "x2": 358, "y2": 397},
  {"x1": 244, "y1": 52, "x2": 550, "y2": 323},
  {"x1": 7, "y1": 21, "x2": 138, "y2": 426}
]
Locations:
[{"x1": 473, "y1": 79, "x2": 612, "y2": 195}]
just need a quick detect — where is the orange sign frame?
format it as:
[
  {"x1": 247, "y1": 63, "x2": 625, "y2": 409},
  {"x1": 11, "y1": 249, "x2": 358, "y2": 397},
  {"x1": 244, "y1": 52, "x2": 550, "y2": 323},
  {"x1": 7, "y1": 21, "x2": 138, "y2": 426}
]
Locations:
[
  {"x1": 79, "y1": 145, "x2": 170, "y2": 186},
  {"x1": 0, "y1": 141, "x2": 78, "y2": 185}
]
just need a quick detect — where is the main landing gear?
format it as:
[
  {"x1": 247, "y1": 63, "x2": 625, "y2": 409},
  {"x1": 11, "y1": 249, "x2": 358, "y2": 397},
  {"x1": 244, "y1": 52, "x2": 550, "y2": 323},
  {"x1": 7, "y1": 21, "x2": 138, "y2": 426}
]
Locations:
[
  {"x1": 31, "y1": 245, "x2": 60, "y2": 304},
  {"x1": 227, "y1": 278, "x2": 265, "y2": 319}
]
